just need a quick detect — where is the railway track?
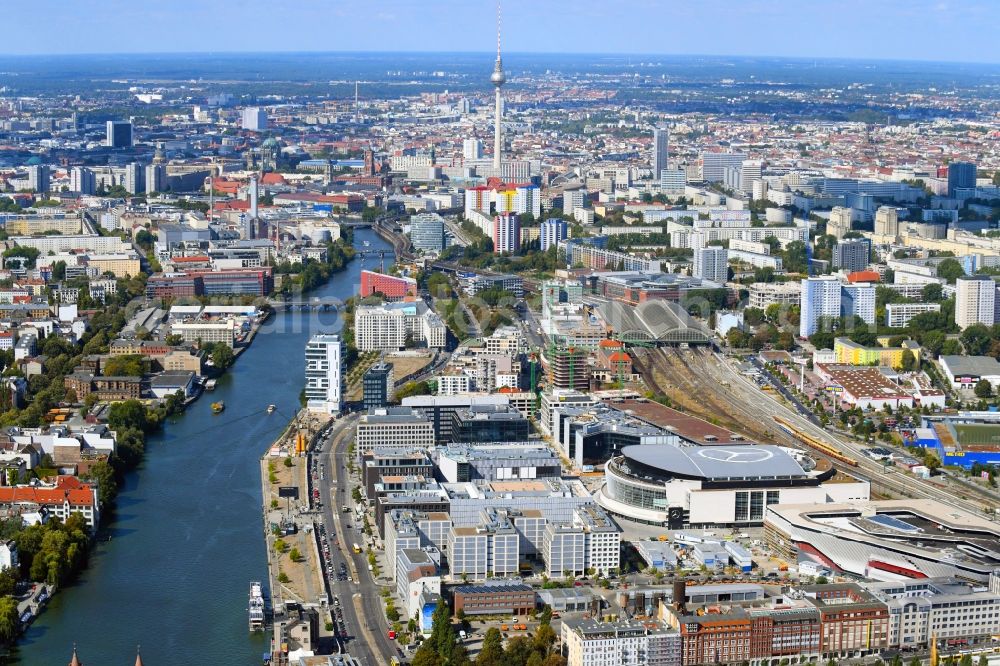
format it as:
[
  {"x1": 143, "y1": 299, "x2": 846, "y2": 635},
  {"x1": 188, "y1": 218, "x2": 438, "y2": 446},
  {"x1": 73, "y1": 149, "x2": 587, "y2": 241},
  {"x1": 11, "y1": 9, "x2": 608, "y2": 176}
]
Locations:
[
  {"x1": 643, "y1": 346, "x2": 786, "y2": 444},
  {"x1": 633, "y1": 346, "x2": 995, "y2": 515},
  {"x1": 633, "y1": 346, "x2": 877, "y2": 478}
]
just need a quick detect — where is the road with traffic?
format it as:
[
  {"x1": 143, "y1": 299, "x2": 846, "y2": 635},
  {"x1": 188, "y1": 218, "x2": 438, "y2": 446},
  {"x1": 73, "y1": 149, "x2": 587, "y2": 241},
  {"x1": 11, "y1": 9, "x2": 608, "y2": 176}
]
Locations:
[{"x1": 313, "y1": 413, "x2": 397, "y2": 666}]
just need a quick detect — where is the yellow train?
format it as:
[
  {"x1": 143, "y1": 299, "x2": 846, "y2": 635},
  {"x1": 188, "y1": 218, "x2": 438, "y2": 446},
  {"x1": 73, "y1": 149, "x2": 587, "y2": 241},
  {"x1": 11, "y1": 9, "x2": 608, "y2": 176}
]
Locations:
[{"x1": 773, "y1": 416, "x2": 859, "y2": 468}]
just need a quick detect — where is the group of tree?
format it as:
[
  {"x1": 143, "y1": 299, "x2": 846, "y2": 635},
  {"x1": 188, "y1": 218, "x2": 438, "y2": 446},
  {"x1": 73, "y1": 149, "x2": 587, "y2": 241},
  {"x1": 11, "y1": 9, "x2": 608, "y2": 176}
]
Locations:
[
  {"x1": 0, "y1": 512, "x2": 95, "y2": 643},
  {"x1": 726, "y1": 327, "x2": 769, "y2": 354},
  {"x1": 103, "y1": 397, "x2": 178, "y2": 474},
  {"x1": 424, "y1": 272, "x2": 453, "y2": 300},
  {"x1": 0, "y1": 198, "x2": 22, "y2": 213},
  {"x1": 681, "y1": 288, "x2": 728, "y2": 317},
  {"x1": 200, "y1": 342, "x2": 235, "y2": 370},
  {"x1": 727, "y1": 305, "x2": 798, "y2": 351},
  {"x1": 442, "y1": 218, "x2": 563, "y2": 276},
  {"x1": 474, "y1": 287, "x2": 518, "y2": 308},
  {"x1": 338, "y1": 298, "x2": 360, "y2": 371},
  {"x1": 274, "y1": 238, "x2": 355, "y2": 294},
  {"x1": 410, "y1": 600, "x2": 469, "y2": 666},
  {"x1": 955, "y1": 323, "x2": 1000, "y2": 359},
  {"x1": 441, "y1": 298, "x2": 469, "y2": 342},
  {"x1": 742, "y1": 265, "x2": 792, "y2": 285},
  {"x1": 10, "y1": 513, "x2": 90, "y2": 587},
  {"x1": 412, "y1": 601, "x2": 564, "y2": 666},
  {"x1": 936, "y1": 257, "x2": 967, "y2": 284},
  {"x1": 395, "y1": 380, "x2": 433, "y2": 400},
  {"x1": 102, "y1": 354, "x2": 148, "y2": 377},
  {"x1": 96, "y1": 184, "x2": 131, "y2": 198},
  {"x1": 2, "y1": 246, "x2": 41, "y2": 269},
  {"x1": 776, "y1": 239, "x2": 810, "y2": 274}
]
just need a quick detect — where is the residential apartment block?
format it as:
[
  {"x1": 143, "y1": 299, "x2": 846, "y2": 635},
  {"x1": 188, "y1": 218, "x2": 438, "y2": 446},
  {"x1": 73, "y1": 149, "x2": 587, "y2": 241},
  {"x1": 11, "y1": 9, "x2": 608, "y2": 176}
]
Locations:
[
  {"x1": 354, "y1": 301, "x2": 447, "y2": 351},
  {"x1": 562, "y1": 618, "x2": 681, "y2": 666}
]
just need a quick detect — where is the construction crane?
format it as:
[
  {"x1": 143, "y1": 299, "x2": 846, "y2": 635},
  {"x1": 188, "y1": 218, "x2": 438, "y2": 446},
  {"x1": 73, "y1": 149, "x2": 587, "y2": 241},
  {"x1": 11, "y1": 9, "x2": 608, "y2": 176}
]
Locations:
[{"x1": 528, "y1": 351, "x2": 541, "y2": 411}]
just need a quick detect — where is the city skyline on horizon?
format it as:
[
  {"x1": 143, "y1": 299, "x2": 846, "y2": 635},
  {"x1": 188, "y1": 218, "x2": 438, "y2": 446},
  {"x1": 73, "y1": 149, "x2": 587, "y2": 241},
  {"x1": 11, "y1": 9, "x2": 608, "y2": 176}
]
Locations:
[{"x1": 4, "y1": 0, "x2": 1000, "y2": 65}]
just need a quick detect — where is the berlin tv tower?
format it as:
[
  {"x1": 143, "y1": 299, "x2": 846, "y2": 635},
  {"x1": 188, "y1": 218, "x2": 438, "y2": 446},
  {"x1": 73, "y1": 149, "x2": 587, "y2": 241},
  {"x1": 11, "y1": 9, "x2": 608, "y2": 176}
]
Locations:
[{"x1": 491, "y1": 0, "x2": 505, "y2": 173}]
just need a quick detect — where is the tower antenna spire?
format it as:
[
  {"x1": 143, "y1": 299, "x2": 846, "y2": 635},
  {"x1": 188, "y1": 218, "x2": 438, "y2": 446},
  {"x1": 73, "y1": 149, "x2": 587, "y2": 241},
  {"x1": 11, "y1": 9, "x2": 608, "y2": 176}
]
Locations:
[
  {"x1": 491, "y1": 0, "x2": 506, "y2": 173},
  {"x1": 497, "y1": 0, "x2": 502, "y2": 59}
]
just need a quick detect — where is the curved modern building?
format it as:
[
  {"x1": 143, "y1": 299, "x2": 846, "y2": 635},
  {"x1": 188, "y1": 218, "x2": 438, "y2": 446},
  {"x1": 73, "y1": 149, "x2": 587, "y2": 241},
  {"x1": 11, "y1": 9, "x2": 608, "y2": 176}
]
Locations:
[
  {"x1": 596, "y1": 444, "x2": 869, "y2": 529},
  {"x1": 764, "y1": 499, "x2": 1000, "y2": 583}
]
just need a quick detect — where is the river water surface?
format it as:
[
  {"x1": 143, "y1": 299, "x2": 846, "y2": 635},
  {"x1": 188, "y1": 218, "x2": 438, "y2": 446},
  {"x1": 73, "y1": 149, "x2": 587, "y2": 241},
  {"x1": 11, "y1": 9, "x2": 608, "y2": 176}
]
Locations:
[{"x1": 14, "y1": 227, "x2": 390, "y2": 665}]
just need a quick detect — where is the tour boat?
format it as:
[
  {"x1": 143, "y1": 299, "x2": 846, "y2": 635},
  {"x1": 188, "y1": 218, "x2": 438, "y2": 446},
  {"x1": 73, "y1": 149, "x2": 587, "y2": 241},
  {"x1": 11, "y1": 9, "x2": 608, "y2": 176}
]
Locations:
[{"x1": 248, "y1": 581, "x2": 266, "y2": 631}]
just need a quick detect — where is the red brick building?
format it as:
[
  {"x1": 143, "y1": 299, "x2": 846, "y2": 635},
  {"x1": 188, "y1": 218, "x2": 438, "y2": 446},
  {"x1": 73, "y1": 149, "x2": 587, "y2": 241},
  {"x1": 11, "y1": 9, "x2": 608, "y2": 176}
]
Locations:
[
  {"x1": 64, "y1": 372, "x2": 142, "y2": 401},
  {"x1": 803, "y1": 584, "x2": 889, "y2": 658},
  {"x1": 677, "y1": 612, "x2": 752, "y2": 665},
  {"x1": 146, "y1": 273, "x2": 201, "y2": 299},
  {"x1": 597, "y1": 339, "x2": 633, "y2": 376},
  {"x1": 360, "y1": 270, "x2": 417, "y2": 301},
  {"x1": 452, "y1": 582, "x2": 535, "y2": 617}
]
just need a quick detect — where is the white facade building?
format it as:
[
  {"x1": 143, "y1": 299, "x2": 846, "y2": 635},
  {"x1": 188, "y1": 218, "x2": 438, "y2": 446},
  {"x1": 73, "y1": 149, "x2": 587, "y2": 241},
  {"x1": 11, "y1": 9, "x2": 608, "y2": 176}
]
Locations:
[
  {"x1": 739, "y1": 160, "x2": 762, "y2": 193},
  {"x1": 169, "y1": 320, "x2": 236, "y2": 348},
  {"x1": 956, "y1": 275, "x2": 996, "y2": 329},
  {"x1": 563, "y1": 189, "x2": 586, "y2": 212},
  {"x1": 70, "y1": 166, "x2": 95, "y2": 195},
  {"x1": 435, "y1": 373, "x2": 473, "y2": 396},
  {"x1": 885, "y1": 302, "x2": 941, "y2": 328},
  {"x1": 800, "y1": 276, "x2": 842, "y2": 338},
  {"x1": 542, "y1": 506, "x2": 621, "y2": 578},
  {"x1": 354, "y1": 302, "x2": 447, "y2": 351},
  {"x1": 462, "y1": 138, "x2": 483, "y2": 160},
  {"x1": 241, "y1": 107, "x2": 268, "y2": 131},
  {"x1": 26, "y1": 165, "x2": 50, "y2": 194},
  {"x1": 701, "y1": 151, "x2": 745, "y2": 182},
  {"x1": 0, "y1": 541, "x2": 17, "y2": 572},
  {"x1": 513, "y1": 185, "x2": 541, "y2": 219},
  {"x1": 865, "y1": 578, "x2": 1000, "y2": 649},
  {"x1": 562, "y1": 618, "x2": 681, "y2": 666},
  {"x1": 355, "y1": 408, "x2": 435, "y2": 454},
  {"x1": 493, "y1": 213, "x2": 521, "y2": 255},
  {"x1": 660, "y1": 169, "x2": 686, "y2": 196},
  {"x1": 304, "y1": 334, "x2": 343, "y2": 415},
  {"x1": 693, "y1": 247, "x2": 728, "y2": 284},
  {"x1": 827, "y1": 206, "x2": 854, "y2": 240},
  {"x1": 841, "y1": 283, "x2": 876, "y2": 327},
  {"x1": 448, "y1": 527, "x2": 489, "y2": 580},
  {"x1": 540, "y1": 219, "x2": 568, "y2": 251}
]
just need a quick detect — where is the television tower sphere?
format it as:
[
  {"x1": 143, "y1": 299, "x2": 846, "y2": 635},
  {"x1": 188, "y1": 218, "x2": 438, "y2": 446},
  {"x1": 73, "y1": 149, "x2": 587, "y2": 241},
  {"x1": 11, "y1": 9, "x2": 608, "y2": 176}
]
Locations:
[{"x1": 491, "y1": 64, "x2": 506, "y2": 87}]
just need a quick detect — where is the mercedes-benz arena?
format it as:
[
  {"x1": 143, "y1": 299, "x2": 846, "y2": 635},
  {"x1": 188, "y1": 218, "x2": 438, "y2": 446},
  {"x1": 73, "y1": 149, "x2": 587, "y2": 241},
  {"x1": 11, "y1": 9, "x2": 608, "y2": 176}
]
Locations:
[{"x1": 595, "y1": 444, "x2": 869, "y2": 529}]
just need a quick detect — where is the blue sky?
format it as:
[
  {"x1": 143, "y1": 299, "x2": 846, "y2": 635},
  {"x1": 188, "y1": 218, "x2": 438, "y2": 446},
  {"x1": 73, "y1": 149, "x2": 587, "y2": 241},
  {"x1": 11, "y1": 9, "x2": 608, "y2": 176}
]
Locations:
[{"x1": 4, "y1": 0, "x2": 1000, "y2": 64}]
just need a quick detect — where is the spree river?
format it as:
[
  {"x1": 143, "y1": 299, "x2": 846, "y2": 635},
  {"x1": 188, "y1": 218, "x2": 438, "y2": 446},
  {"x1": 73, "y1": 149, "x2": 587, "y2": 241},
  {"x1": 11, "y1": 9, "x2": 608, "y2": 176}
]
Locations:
[{"x1": 13, "y1": 227, "x2": 390, "y2": 666}]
